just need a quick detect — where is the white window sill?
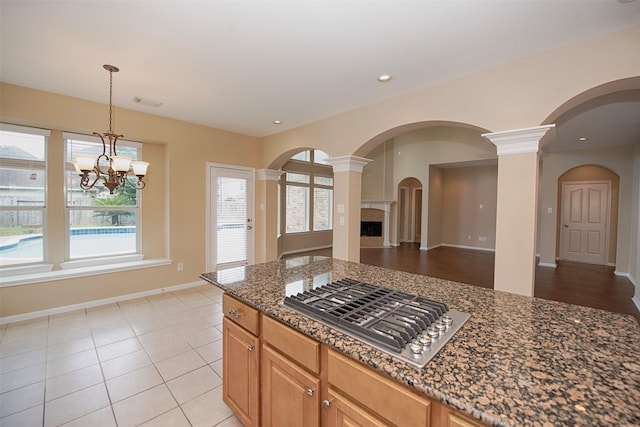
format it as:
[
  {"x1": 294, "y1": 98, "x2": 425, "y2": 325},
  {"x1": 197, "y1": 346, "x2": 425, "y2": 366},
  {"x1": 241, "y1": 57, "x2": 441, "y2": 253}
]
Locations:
[{"x1": 0, "y1": 258, "x2": 172, "y2": 287}]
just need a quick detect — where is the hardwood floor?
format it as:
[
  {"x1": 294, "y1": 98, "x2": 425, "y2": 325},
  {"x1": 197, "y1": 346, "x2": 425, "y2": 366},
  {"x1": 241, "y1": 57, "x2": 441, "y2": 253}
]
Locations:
[
  {"x1": 361, "y1": 243, "x2": 640, "y2": 323},
  {"x1": 289, "y1": 243, "x2": 640, "y2": 323}
]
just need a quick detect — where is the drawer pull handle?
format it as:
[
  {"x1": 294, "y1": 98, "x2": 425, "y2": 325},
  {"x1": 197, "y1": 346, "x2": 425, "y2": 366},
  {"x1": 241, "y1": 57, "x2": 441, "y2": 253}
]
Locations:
[
  {"x1": 322, "y1": 399, "x2": 332, "y2": 409},
  {"x1": 228, "y1": 309, "x2": 242, "y2": 319},
  {"x1": 306, "y1": 388, "x2": 314, "y2": 397},
  {"x1": 247, "y1": 344, "x2": 255, "y2": 352}
]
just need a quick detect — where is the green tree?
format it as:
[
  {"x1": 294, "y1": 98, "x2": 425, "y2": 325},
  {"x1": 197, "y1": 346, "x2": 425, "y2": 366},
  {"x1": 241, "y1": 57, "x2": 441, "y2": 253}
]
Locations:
[{"x1": 94, "y1": 186, "x2": 136, "y2": 225}]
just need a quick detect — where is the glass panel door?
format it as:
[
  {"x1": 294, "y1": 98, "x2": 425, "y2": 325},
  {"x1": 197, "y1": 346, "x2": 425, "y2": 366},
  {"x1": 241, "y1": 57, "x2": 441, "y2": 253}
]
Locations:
[{"x1": 210, "y1": 166, "x2": 254, "y2": 269}]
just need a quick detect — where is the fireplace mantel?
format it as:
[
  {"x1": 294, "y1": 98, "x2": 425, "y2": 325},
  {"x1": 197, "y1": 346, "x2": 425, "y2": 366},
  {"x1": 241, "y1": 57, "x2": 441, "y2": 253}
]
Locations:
[{"x1": 361, "y1": 200, "x2": 394, "y2": 247}]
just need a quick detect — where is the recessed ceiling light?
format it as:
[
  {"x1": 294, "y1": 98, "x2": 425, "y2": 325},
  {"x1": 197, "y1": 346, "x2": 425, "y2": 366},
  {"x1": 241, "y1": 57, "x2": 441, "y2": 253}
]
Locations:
[
  {"x1": 273, "y1": 120, "x2": 282, "y2": 125},
  {"x1": 578, "y1": 137, "x2": 588, "y2": 142},
  {"x1": 377, "y1": 74, "x2": 392, "y2": 83}
]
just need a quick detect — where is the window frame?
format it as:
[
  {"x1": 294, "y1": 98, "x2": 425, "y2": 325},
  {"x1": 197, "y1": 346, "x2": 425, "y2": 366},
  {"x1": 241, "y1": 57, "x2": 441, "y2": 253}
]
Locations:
[
  {"x1": 63, "y1": 132, "x2": 144, "y2": 263},
  {"x1": 281, "y1": 149, "x2": 333, "y2": 235},
  {"x1": 0, "y1": 123, "x2": 50, "y2": 270}
]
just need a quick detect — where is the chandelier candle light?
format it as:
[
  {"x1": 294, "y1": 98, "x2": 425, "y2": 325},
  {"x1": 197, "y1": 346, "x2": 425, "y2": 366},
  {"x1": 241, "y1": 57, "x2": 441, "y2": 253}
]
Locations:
[{"x1": 73, "y1": 64, "x2": 149, "y2": 194}]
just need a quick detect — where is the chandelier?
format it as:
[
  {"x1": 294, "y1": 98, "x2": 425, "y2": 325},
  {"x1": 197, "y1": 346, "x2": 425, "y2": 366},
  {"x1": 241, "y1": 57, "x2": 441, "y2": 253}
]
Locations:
[{"x1": 72, "y1": 64, "x2": 149, "y2": 195}]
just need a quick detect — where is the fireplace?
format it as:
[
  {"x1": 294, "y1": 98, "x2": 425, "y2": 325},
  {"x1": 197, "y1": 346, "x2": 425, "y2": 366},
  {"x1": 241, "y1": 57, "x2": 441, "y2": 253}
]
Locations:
[
  {"x1": 360, "y1": 201, "x2": 393, "y2": 247},
  {"x1": 361, "y1": 221, "x2": 382, "y2": 237}
]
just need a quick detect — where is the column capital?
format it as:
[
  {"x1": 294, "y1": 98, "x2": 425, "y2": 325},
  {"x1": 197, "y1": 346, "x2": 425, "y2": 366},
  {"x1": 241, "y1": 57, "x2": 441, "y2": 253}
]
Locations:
[
  {"x1": 256, "y1": 169, "x2": 282, "y2": 181},
  {"x1": 326, "y1": 155, "x2": 372, "y2": 173},
  {"x1": 482, "y1": 125, "x2": 555, "y2": 156}
]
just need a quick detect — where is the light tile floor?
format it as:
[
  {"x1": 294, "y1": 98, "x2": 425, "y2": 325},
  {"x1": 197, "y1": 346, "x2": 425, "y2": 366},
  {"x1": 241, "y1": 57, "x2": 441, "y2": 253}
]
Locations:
[{"x1": 0, "y1": 285, "x2": 244, "y2": 427}]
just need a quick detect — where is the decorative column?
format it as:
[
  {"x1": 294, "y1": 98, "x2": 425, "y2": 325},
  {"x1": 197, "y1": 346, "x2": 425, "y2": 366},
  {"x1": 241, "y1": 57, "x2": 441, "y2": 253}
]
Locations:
[
  {"x1": 256, "y1": 169, "x2": 282, "y2": 264},
  {"x1": 482, "y1": 125, "x2": 555, "y2": 296},
  {"x1": 327, "y1": 156, "x2": 372, "y2": 262}
]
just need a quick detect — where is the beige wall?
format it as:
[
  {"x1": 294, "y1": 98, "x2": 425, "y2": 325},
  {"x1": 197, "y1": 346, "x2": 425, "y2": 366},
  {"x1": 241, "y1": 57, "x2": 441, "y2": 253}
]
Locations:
[
  {"x1": 631, "y1": 144, "x2": 640, "y2": 301},
  {"x1": 1, "y1": 83, "x2": 260, "y2": 317},
  {"x1": 441, "y1": 166, "x2": 498, "y2": 250},
  {"x1": 427, "y1": 167, "x2": 443, "y2": 249}
]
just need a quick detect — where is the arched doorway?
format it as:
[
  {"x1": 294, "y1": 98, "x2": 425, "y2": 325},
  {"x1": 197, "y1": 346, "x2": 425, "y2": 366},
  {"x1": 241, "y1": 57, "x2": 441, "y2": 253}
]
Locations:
[{"x1": 556, "y1": 165, "x2": 620, "y2": 266}]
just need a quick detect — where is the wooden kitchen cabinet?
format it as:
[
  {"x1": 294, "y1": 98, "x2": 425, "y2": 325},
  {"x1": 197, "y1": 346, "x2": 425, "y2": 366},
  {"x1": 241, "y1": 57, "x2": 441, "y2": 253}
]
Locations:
[
  {"x1": 262, "y1": 343, "x2": 321, "y2": 426},
  {"x1": 325, "y1": 387, "x2": 389, "y2": 427},
  {"x1": 222, "y1": 296, "x2": 260, "y2": 427},
  {"x1": 327, "y1": 349, "x2": 431, "y2": 426}
]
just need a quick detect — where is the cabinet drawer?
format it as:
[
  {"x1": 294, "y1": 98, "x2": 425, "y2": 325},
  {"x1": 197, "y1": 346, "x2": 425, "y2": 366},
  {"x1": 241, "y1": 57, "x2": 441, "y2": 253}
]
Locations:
[
  {"x1": 223, "y1": 294, "x2": 260, "y2": 335},
  {"x1": 448, "y1": 413, "x2": 485, "y2": 427},
  {"x1": 327, "y1": 349, "x2": 430, "y2": 427},
  {"x1": 262, "y1": 315, "x2": 320, "y2": 374}
]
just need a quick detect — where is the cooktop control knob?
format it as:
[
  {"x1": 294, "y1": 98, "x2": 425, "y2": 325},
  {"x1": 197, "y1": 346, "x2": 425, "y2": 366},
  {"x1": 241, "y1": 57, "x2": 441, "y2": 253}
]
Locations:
[
  {"x1": 442, "y1": 314, "x2": 453, "y2": 326},
  {"x1": 418, "y1": 333, "x2": 432, "y2": 347},
  {"x1": 409, "y1": 340, "x2": 423, "y2": 355},
  {"x1": 435, "y1": 320, "x2": 446, "y2": 332},
  {"x1": 427, "y1": 326, "x2": 439, "y2": 338}
]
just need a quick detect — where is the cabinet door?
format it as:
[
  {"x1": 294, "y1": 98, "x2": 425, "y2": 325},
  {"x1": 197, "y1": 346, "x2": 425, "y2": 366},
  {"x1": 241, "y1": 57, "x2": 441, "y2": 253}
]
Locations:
[
  {"x1": 262, "y1": 343, "x2": 320, "y2": 427},
  {"x1": 223, "y1": 317, "x2": 260, "y2": 427},
  {"x1": 326, "y1": 387, "x2": 389, "y2": 427}
]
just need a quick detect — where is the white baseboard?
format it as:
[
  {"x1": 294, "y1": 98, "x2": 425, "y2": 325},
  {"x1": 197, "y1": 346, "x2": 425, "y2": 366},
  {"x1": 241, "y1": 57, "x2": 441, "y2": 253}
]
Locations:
[
  {"x1": 423, "y1": 244, "x2": 442, "y2": 251},
  {"x1": 0, "y1": 280, "x2": 206, "y2": 325},
  {"x1": 614, "y1": 270, "x2": 630, "y2": 277},
  {"x1": 633, "y1": 296, "x2": 640, "y2": 313},
  {"x1": 537, "y1": 262, "x2": 557, "y2": 268},
  {"x1": 628, "y1": 274, "x2": 637, "y2": 287},
  {"x1": 441, "y1": 244, "x2": 496, "y2": 253},
  {"x1": 280, "y1": 245, "x2": 332, "y2": 258}
]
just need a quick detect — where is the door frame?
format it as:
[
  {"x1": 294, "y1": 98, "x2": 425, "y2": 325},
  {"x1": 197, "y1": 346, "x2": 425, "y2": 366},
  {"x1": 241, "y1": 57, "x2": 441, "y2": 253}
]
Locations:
[
  {"x1": 206, "y1": 162, "x2": 255, "y2": 272},
  {"x1": 558, "y1": 180, "x2": 611, "y2": 265},
  {"x1": 399, "y1": 187, "x2": 409, "y2": 242}
]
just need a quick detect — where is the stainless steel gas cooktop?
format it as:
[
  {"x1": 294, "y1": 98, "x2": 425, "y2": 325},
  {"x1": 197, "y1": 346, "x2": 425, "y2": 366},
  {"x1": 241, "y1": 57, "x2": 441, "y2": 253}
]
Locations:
[{"x1": 283, "y1": 278, "x2": 470, "y2": 369}]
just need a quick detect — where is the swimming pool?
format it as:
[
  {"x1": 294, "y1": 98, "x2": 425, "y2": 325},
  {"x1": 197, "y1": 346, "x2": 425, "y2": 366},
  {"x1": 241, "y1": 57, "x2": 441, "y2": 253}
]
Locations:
[{"x1": 0, "y1": 228, "x2": 136, "y2": 265}]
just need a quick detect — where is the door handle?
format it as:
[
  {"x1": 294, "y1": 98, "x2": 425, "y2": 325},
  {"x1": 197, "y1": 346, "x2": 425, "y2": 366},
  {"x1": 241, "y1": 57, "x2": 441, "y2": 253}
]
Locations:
[
  {"x1": 247, "y1": 225, "x2": 253, "y2": 230},
  {"x1": 564, "y1": 224, "x2": 569, "y2": 228}
]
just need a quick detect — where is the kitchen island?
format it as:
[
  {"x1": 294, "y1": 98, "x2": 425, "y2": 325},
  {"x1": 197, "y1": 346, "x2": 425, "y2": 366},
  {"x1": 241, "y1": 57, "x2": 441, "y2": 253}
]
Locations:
[{"x1": 200, "y1": 256, "x2": 640, "y2": 427}]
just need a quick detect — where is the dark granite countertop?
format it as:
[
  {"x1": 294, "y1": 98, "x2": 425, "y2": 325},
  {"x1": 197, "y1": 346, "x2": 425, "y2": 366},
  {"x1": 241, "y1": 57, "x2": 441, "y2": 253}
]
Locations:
[{"x1": 200, "y1": 256, "x2": 640, "y2": 427}]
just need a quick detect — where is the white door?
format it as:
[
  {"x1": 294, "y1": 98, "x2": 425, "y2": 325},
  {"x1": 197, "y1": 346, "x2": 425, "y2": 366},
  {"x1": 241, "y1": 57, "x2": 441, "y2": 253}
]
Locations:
[
  {"x1": 559, "y1": 181, "x2": 610, "y2": 265},
  {"x1": 207, "y1": 164, "x2": 254, "y2": 271}
]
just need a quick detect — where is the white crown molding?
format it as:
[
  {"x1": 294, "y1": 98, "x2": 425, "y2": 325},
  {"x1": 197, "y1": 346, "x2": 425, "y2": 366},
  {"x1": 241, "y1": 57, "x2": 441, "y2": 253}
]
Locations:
[
  {"x1": 326, "y1": 155, "x2": 372, "y2": 173},
  {"x1": 482, "y1": 124, "x2": 556, "y2": 156}
]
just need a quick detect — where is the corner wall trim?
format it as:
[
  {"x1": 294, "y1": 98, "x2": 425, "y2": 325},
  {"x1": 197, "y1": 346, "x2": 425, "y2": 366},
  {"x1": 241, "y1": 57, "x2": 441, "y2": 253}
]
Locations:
[
  {"x1": 632, "y1": 296, "x2": 640, "y2": 313},
  {"x1": 0, "y1": 280, "x2": 206, "y2": 325}
]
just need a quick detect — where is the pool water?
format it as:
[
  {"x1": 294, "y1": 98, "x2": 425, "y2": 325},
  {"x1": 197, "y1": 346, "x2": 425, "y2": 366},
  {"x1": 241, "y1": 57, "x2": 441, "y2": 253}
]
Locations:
[{"x1": 0, "y1": 233, "x2": 136, "y2": 265}]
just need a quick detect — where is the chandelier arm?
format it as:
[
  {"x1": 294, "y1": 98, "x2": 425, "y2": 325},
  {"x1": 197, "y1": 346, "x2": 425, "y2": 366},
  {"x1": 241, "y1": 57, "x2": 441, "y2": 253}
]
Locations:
[
  {"x1": 79, "y1": 169, "x2": 102, "y2": 191},
  {"x1": 93, "y1": 132, "x2": 108, "y2": 157}
]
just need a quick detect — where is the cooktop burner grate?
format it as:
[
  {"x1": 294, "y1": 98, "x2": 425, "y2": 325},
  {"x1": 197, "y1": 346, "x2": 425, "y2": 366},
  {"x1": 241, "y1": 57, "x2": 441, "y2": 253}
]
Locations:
[{"x1": 283, "y1": 278, "x2": 470, "y2": 369}]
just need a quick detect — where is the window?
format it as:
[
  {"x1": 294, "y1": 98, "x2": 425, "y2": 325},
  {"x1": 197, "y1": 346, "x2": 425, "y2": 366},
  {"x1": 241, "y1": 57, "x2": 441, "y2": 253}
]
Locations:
[
  {"x1": 285, "y1": 173, "x2": 310, "y2": 233},
  {"x1": 0, "y1": 124, "x2": 49, "y2": 267},
  {"x1": 282, "y1": 150, "x2": 333, "y2": 234},
  {"x1": 313, "y1": 175, "x2": 333, "y2": 231},
  {"x1": 64, "y1": 133, "x2": 142, "y2": 259}
]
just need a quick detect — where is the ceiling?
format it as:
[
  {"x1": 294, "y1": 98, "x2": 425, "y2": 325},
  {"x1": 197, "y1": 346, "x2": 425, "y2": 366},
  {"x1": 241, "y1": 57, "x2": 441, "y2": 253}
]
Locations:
[{"x1": 1, "y1": 1, "x2": 639, "y2": 147}]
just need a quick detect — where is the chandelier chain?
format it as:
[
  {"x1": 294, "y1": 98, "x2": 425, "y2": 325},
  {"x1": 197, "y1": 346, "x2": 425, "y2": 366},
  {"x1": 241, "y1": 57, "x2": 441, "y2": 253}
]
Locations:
[{"x1": 108, "y1": 69, "x2": 113, "y2": 134}]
